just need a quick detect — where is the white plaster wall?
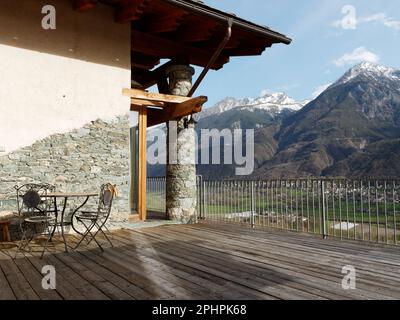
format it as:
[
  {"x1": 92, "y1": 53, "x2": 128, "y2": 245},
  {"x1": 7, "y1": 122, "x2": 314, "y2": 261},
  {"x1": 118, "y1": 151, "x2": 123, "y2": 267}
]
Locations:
[{"x1": 0, "y1": 0, "x2": 131, "y2": 153}]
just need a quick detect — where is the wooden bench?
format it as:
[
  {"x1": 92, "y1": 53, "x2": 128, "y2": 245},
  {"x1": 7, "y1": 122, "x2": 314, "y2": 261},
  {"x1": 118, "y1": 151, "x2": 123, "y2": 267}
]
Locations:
[{"x1": 0, "y1": 211, "x2": 14, "y2": 242}]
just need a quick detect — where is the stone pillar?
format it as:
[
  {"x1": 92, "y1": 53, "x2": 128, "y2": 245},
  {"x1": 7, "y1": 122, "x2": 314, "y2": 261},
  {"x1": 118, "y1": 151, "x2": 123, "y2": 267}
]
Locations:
[{"x1": 165, "y1": 65, "x2": 197, "y2": 224}]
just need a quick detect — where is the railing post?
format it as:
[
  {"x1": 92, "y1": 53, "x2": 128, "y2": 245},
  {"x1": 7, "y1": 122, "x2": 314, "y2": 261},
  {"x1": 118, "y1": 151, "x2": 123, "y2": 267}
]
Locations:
[
  {"x1": 251, "y1": 181, "x2": 255, "y2": 228},
  {"x1": 202, "y1": 178, "x2": 206, "y2": 221},
  {"x1": 321, "y1": 180, "x2": 328, "y2": 239},
  {"x1": 197, "y1": 175, "x2": 203, "y2": 221}
]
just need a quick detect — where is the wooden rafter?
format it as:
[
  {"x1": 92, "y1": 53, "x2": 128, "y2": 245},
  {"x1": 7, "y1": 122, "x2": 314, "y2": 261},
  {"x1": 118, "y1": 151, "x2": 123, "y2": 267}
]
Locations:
[
  {"x1": 132, "y1": 60, "x2": 178, "y2": 89},
  {"x1": 131, "y1": 53, "x2": 160, "y2": 70},
  {"x1": 130, "y1": 98, "x2": 165, "y2": 108},
  {"x1": 74, "y1": 0, "x2": 98, "y2": 11},
  {"x1": 177, "y1": 23, "x2": 219, "y2": 43},
  {"x1": 224, "y1": 47, "x2": 268, "y2": 57},
  {"x1": 115, "y1": 0, "x2": 149, "y2": 23},
  {"x1": 132, "y1": 30, "x2": 229, "y2": 69},
  {"x1": 145, "y1": 12, "x2": 189, "y2": 34},
  {"x1": 123, "y1": 89, "x2": 191, "y2": 104}
]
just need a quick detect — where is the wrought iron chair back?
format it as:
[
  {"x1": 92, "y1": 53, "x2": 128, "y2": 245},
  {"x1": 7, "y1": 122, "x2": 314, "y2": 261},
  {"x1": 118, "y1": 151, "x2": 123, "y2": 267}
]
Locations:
[
  {"x1": 97, "y1": 183, "x2": 116, "y2": 220},
  {"x1": 14, "y1": 183, "x2": 56, "y2": 259},
  {"x1": 15, "y1": 184, "x2": 55, "y2": 219}
]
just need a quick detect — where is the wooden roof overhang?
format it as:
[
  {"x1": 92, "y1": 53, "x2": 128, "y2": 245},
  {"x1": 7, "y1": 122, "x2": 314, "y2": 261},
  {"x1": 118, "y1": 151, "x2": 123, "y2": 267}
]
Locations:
[{"x1": 74, "y1": 0, "x2": 292, "y2": 90}]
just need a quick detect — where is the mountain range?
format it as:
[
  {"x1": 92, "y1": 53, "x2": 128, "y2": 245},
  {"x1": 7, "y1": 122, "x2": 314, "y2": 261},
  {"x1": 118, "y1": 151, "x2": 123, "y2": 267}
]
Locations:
[{"x1": 195, "y1": 62, "x2": 400, "y2": 179}]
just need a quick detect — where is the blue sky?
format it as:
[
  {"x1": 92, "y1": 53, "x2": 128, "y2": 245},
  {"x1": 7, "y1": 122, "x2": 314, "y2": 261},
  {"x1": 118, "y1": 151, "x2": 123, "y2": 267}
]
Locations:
[{"x1": 193, "y1": 0, "x2": 400, "y2": 106}]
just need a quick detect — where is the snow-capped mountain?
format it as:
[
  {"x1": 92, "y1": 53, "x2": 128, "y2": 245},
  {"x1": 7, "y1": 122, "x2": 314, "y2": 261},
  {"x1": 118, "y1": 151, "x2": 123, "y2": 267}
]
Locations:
[
  {"x1": 151, "y1": 62, "x2": 400, "y2": 179},
  {"x1": 198, "y1": 92, "x2": 308, "y2": 120},
  {"x1": 332, "y1": 62, "x2": 400, "y2": 88}
]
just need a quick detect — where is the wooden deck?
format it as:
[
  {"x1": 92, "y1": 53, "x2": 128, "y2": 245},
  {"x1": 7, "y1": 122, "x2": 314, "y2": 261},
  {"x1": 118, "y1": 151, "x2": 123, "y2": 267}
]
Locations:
[{"x1": 1, "y1": 221, "x2": 400, "y2": 300}]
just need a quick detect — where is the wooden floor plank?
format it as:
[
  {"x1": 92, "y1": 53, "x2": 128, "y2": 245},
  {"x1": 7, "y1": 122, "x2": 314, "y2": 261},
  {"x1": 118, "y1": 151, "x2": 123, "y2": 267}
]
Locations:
[
  {"x1": 67, "y1": 235, "x2": 182, "y2": 300},
  {"x1": 181, "y1": 224, "x2": 400, "y2": 277},
  {"x1": 53, "y1": 252, "x2": 132, "y2": 300},
  {"x1": 13, "y1": 257, "x2": 62, "y2": 300},
  {"x1": 146, "y1": 226, "x2": 397, "y2": 299},
  {"x1": 171, "y1": 225, "x2": 400, "y2": 287},
  {"x1": 116, "y1": 229, "x2": 327, "y2": 300},
  {"x1": 43, "y1": 254, "x2": 110, "y2": 300},
  {"x1": 26, "y1": 254, "x2": 87, "y2": 300},
  {"x1": 1, "y1": 221, "x2": 400, "y2": 300},
  {"x1": 0, "y1": 265, "x2": 16, "y2": 300},
  {"x1": 0, "y1": 259, "x2": 40, "y2": 300},
  {"x1": 106, "y1": 234, "x2": 268, "y2": 300}
]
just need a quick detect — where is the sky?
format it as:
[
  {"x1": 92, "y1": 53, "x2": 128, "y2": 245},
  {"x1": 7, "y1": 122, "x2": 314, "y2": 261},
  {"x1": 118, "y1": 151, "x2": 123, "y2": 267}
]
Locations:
[{"x1": 192, "y1": 0, "x2": 400, "y2": 106}]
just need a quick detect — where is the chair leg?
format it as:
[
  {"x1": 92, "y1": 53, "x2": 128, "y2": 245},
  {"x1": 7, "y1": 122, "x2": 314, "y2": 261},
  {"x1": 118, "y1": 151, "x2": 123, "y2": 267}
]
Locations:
[
  {"x1": 60, "y1": 221, "x2": 68, "y2": 253},
  {"x1": 102, "y1": 224, "x2": 114, "y2": 237},
  {"x1": 85, "y1": 222, "x2": 105, "y2": 252},
  {"x1": 41, "y1": 223, "x2": 54, "y2": 259},
  {"x1": 83, "y1": 219, "x2": 113, "y2": 249},
  {"x1": 85, "y1": 222, "x2": 109, "y2": 248},
  {"x1": 95, "y1": 222, "x2": 114, "y2": 247},
  {"x1": 74, "y1": 220, "x2": 97, "y2": 250},
  {"x1": 15, "y1": 226, "x2": 32, "y2": 258},
  {"x1": 74, "y1": 219, "x2": 113, "y2": 252}
]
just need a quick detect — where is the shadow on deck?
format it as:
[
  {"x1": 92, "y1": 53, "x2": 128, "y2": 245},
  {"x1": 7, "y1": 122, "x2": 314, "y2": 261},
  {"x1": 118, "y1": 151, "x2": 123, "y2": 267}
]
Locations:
[{"x1": 1, "y1": 222, "x2": 400, "y2": 300}]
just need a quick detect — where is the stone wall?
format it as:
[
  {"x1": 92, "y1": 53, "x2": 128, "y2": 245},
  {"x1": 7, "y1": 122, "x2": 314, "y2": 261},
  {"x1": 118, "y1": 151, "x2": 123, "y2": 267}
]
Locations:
[{"x1": 0, "y1": 115, "x2": 131, "y2": 223}]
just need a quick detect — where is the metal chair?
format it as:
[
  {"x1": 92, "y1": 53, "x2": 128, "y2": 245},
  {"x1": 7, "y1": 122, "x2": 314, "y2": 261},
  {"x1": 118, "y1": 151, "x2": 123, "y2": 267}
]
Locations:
[
  {"x1": 15, "y1": 183, "x2": 56, "y2": 258},
  {"x1": 74, "y1": 183, "x2": 116, "y2": 251}
]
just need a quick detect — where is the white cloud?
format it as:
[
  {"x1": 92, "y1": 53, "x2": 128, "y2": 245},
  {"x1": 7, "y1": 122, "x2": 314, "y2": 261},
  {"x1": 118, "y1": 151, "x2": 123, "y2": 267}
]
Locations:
[
  {"x1": 361, "y1": 13, "x2": 400, "y2": 30},
  {"x1": 312, "y1": 83, "x2": 332, "y2": 99},
  {"x1": 333, "y1": 47, "x2": 380, "y2": 67},
  {"x1": 333, "y1": 6, "x2": 400, "y2": 31}
]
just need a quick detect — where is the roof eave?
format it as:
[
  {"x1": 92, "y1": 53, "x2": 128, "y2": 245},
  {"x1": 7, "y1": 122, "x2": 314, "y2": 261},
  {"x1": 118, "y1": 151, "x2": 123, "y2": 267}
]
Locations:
[{"x1": 163, "y1": 0, "x2": 292, "y2": 45}]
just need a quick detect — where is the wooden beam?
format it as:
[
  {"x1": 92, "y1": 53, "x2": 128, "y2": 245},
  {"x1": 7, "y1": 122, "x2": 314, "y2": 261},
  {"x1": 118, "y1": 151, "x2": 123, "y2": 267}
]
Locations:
[
  {"x1": 145, "y1": 12, "x2": 188, "y2": 34},
  {"x1": 131, "y1": 30, "x2": 229, "y2": 69},
  {"x1": 131, "y1": 98, "x2": 165, "y2": 108},
  {"x1": 132, "y1": 60, "x2": 177, "y2": 89},
  {"x1": 147, "y1": 96, "x2": 207, "y2": 127},
  {"x1": 115, "y1": 0, "x2": 148, "y2": 23},
  {"x1": 137, "y1": 106, "x2": 147, "y2": 221},
  {"x1": 131, "y1": 53, "x2": 160, "y2": 70},
  {"x1": 74, "y1": 0, "x2": 97, "y2": 11},
  {"x1": 157, "y1": 77, "x2": 169, "y2": 95},
  {"x1": 123, "y1": 89, "x2": 191, "y2": 104},
  {"x1": 169, "y1": 96, "x2": 207, "y2": 119},
  {"x1": 177, "y1": 21, "x2": 220, "y2": 43},
  {"x1": 223, "y1": 47, "x2": 267, "y2": 57}
]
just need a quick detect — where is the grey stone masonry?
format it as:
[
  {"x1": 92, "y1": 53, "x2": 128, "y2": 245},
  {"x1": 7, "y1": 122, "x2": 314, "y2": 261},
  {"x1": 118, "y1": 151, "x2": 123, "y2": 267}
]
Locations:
[
  {"x1": 165, "y1": 65, "x2": 198, "y2": 224},
  {"x1": 0, "y1": 115, "x2": 131, "y2": 225}
]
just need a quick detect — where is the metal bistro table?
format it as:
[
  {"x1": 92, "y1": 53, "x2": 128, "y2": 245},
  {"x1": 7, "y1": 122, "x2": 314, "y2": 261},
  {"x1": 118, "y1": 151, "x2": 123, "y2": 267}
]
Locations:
[{"x1": 44, "y1": 192, "x2": 98, "y2": 253}]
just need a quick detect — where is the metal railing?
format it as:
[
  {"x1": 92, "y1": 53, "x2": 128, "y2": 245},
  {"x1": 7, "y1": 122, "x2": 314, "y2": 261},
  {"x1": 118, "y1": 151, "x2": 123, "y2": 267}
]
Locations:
[
  {"x1": 148, "y1": 177, "x2": 400, "y2": 246},
  {"x1": 147, "y1": 176, "x2": 203, "y2": 214},
  {"x1": 147, "y1": 177, "x2": 166, "y2": 213}
]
